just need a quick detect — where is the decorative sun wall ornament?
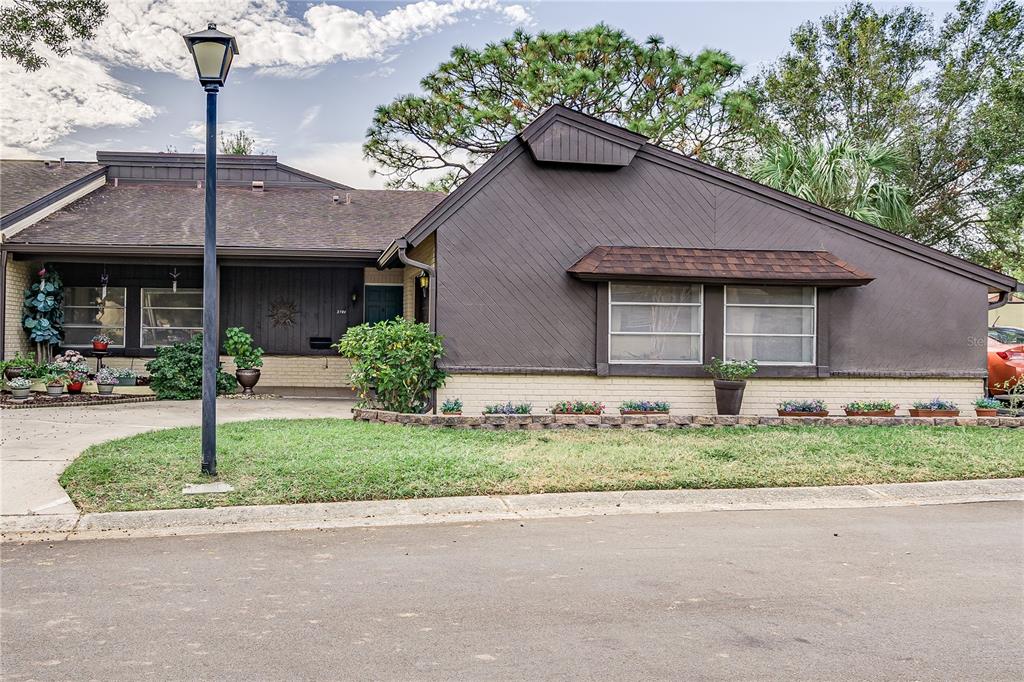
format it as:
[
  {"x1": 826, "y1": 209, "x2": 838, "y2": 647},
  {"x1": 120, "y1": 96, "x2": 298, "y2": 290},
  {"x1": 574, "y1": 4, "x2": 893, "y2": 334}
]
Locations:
[{"x1": 269, "y1": 300, "x2": 297, "y2": 327}]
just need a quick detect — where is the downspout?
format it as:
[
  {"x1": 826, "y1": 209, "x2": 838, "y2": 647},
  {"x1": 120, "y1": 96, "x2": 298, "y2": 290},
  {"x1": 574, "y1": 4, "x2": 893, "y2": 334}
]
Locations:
[
  {"x1": 0, "y1": 248, "x2": 7, "y2": 360},
  {"x1": 988, "y1": 290, "x2": 1011, "y2": 310},
  {"x1": 395, "y1": 238, "x2": 438, "y2": 413}
]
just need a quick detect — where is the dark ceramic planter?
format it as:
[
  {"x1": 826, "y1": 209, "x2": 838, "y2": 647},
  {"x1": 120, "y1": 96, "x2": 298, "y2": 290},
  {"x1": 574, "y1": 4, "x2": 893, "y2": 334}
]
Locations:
[
  {"x1": 4, "y1": 366, "x2": 27, "y2": 381},
  {"x1": 778, "y1": 410, "x2": 828, "y2": 417},
  {"x1": 713, "y1": 379, "x2": 747, "y2": 415},
  {"x1": 67, "y1": 381, "x2": 84, "y2": 394},
  {"x1": 236, "y1": 368, "x2": 261, "y2": 395}
]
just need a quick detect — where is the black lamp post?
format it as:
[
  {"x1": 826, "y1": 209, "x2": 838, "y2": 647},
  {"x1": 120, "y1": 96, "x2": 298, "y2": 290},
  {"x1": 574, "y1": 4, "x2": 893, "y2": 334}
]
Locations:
[{"x1": 183, "y1": 23, "x2": 238, "y2": 476}]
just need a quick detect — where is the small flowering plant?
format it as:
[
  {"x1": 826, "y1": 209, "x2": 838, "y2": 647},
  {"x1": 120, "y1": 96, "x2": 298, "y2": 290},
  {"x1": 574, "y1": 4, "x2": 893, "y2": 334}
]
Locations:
[
  {"x1": 440, "y1": 397, "x2": 463, "y2": 414},
  {"x1": 619, "y1": 400, "x2": 670, "y2": 413},
  {"x1": 551, "y1": 400, "x2": 604, "y2": 415},
  {"x1": 91, "y1": 334, "x2": 112, "y2": 344},
  {"x1": 974, "y1": 397, "x2": 1001, "y2": 409},
  {"x1": 483, "y1": 401, "x2": 532, "y2": 415},
  {"x1": 842, "y1": 400, "x2": 897, "y2": 413},
  {"x1": 912, "y1": 398, "x2": 958, "y2": 411},
  {"x1": 111, "y1": 367, "x2": 137, "y2": 379},
  {"x1": 95, "y1": 368, "x2": 119, "y2": 385},
  {"x1": 778, "y1": 399, "x2": 828, "y2": 414},
  {"x1": 49, "y1": 350, "x2": 89, "y2": 379},
  {"x1": 8, "y1": 376, "x2": 32, "y2": 389}
]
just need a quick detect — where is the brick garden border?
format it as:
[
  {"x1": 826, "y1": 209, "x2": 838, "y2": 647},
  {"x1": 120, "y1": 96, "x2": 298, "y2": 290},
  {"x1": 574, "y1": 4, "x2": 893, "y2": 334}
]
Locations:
[
  {"x1": 0, "y1": 395, "x2": 158, "y2": 410},
  {"x1": 353, "y1": 408, "x2": 1024, "y2": 429}
]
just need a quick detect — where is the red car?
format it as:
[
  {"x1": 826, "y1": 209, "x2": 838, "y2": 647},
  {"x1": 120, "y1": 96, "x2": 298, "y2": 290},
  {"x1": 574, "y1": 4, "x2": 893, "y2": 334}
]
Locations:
[{"x1": 987, "y1": 327, "x2": 1024, "y2": 395}]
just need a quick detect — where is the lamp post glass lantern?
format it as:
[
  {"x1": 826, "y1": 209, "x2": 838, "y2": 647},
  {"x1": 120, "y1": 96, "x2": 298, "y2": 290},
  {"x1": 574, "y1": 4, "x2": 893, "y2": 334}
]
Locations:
[{"x1": 183, "y1": 24, "x2": 238, "y2": 475}]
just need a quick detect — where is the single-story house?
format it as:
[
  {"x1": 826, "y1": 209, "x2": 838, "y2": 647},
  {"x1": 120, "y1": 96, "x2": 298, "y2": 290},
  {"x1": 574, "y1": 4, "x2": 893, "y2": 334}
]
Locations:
[{"x1": 2, "y1": 106, "x2": 1020, "y2": 413}]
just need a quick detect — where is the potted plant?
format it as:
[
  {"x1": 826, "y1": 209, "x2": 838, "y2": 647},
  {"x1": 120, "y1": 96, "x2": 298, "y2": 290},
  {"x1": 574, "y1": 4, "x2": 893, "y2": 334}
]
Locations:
[
  {"x1": 909, "y1": 398, "x2": 960, "y2": 417},
  {"x1": 91, "y1": 334, "x2": 111, "y2": 351},
  {"x1": 440, "y1": 398, "x2": 463, "y2": 415},
  {"x1": 552, "y1": 400, "x2": 604, "y2": 415},
  {"x1": 777, "y1": 399, "x2": 829, "y2": 417},
  {"x1": 703, "y1": 357, "x2": 758, "y2": 415},
  {"x1": 50, "y1": 350, "x2": 89, "y2": 394},
  {"x1": 8, "y1": 376, "x2": 33, "y2": 400},
  {"x1": 112, "y1": 367, "x2": 137, "y2": 386},
  {"x1": 3, "y1": 352, "x2": 34, "y2": 381},
  {"x1": 483, "y1": 401, "x2": 532, "y2": 415},
  {"x1": 973, "y1": 397, "x2": 1000, "y2": 417},
  {"x1": 842, "y1": 400, "x2": 897, "y2": 417},
  {"x1": 95, "y1": 368, "x2": 118, "y2": 395},
  {"x1": 43, "y1": 372, "x2": 68, "y2": 397},
  {"x1": 619, "y1": 400, "x2": 670, "y2": 415},
  {"x1": 224, "y1": 326, "x2": 264, "y2": 395}
]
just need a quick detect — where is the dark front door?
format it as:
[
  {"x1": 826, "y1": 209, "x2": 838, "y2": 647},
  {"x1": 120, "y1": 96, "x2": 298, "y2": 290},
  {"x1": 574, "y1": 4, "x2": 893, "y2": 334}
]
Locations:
[
  {"x1": 414, "y1": 276, "x2": 429, "y2": 323},
  {"x1": 365, "y1": 285, "x2": 403, "y2": 324}
]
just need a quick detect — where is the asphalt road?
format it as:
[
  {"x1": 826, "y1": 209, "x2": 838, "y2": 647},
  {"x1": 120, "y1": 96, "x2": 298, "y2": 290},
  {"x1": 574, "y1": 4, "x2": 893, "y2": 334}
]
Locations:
[{"x1": 2, "y1": 502, "x2": 1022, "y2": 681}]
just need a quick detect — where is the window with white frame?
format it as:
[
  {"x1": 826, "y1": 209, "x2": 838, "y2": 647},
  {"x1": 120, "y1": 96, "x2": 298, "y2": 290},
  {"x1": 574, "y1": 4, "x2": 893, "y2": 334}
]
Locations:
[
  {"x1": 63, "y1": 287, "x2": 127, "y2": 347},
  {"x1": 724, "y1": 285, "x2": 816, "y2": 365},
  {"x1": 609, "y1": 283, "x2": 702, "y2": 363},
  {"x1": 141, "y1": 288, "x2": 203, "y2": 348}
]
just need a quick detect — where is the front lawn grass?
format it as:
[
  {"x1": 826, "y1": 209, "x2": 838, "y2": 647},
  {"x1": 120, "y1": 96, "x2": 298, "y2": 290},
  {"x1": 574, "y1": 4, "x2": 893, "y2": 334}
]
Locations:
[{"x1": 60, "y1": 419, "x2": 1024, "y2": 513}]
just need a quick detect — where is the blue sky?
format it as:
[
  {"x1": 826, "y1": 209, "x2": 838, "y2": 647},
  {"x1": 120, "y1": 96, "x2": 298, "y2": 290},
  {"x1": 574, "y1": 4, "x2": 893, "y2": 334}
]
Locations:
[{"x1": 2, "y1": 1, "x2": 955, "y2": 188}]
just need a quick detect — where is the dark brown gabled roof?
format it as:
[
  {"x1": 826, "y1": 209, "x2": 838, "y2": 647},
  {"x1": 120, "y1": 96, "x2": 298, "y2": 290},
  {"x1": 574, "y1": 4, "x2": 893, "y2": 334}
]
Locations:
[
  {"x1": 568, "y1": 246, "x2": 875, "y2": 287},
  {"x1": 1, "y1": 160, "x2": 105, "y2": 221},
  {"x1": 6, "y1": 182, "x2": 445, "y2": 254}
]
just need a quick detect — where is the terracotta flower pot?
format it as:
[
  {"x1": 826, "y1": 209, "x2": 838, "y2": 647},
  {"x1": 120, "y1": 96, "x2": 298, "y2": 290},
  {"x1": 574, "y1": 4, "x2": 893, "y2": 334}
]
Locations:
[
  {"x1": 908, "y1": 409, "x2": 960, "y2": 417},
  {"x1": 92, "y1": 341, "x2": 109, "y2": 351},
  {"x1": 4, "y1": 366, "x2": 26, "y2": 381},
  {"x1": 441, "y1": 411, "x2": 462, "y2": 416},
  {"x1": 713, "y1": 379, "x2": 746, "y2": 415},
  {"x1": 778, "y1": 410, "x2": 829, "y2": 417},
  {"x1": 67, "y1": 381, "x2": 84, "y2": 394},
  {"x1": 844, "y1": 410, "x2": 897, "y2": 417},
  {"x1": 235, "y1": 368, "x2": 261, "y2": 395},
  {"x1": 975, "y1": 408, "x2": 998, "y2": 417}
]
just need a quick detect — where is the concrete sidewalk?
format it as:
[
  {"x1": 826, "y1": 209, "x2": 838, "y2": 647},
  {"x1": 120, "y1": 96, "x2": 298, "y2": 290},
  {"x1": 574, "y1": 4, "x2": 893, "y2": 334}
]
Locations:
[
  {"x1": 3, "y1": 477, "x2": 1021, "y2": 543},
  {"x1": 0, "y1": 398, "x2": 354, "y2": 521}
]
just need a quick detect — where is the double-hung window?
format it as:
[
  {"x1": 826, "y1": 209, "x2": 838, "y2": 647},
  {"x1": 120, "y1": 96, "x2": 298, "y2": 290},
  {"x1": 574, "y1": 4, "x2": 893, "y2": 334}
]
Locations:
[
  {"x1": 63, "y1": 287, "x2": 127, "y2": 347},
  {"x1": 609, "y1": 283, "x2": 702, "y2": 363},
  {"x1": 724, "y1": 285, "x2": 816, "y2": 365},
  {"x1": 141, "y1": 288, "x2": 203, "y2": 348}
]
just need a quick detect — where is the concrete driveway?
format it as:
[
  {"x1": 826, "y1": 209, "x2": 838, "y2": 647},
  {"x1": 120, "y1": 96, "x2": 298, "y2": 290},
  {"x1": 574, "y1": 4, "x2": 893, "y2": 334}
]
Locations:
[{"x1": 0, "y1": 398, "x2": 354, "y2": 518}]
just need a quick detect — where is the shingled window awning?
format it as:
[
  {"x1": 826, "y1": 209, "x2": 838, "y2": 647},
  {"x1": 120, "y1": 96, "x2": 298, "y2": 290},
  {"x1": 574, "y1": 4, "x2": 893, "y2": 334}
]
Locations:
[{"x1": 568, "y1": 246, "x2": 874, "y2": 287}]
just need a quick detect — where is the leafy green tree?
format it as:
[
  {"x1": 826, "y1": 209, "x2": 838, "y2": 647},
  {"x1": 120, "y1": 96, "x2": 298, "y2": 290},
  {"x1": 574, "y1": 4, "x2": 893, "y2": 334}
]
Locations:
[
  {"x1": 219, "y1": 130, "x2": 258, "y2": 155},
  {"x1": 364, "y1": 24, "x2": 760, "y2": 191},
  {"x1": 0, "y1": 0, "x2": 107, "y2": 71},
  {"x1": 752, "y1": 137, "x2": 913, "y2": 232},
  {"x1": 754, "y1": 0, "x2": 1023, "y2": 272}
]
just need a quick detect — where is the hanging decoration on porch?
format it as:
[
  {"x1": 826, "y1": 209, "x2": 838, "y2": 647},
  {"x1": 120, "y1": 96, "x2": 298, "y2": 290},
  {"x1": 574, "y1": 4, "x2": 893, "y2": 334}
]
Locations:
[
  {"x1": 98, "y1": 268, "x2": 109, "y2": 301},
  {"x1": 269, "y1": 300, "x2": 297, "y2": 327},
  {"x1": 169, "y1": 267, "x2": 180, "y2": 293}
]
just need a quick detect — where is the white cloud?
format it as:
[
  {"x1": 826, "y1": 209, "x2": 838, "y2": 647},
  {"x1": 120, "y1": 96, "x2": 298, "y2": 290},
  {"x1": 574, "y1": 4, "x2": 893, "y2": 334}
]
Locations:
[
  {"x1": 298, "y1": 105, "x2": 321, "y2": 131},
  {"x1": 3, "y1": 0, "x2": 532, "y2": 158},
  {"x1": 0, "y1": 52, "x2": 156, "y2": 155},
  {"x1": 289, "y1": 140, "x2": 386, "y2": 189}
]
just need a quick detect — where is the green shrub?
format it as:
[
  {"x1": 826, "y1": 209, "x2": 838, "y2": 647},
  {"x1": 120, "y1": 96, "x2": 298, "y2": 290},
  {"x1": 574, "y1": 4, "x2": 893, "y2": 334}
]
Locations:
[
  {"x1": 333, "y1": 318, "x2": 447, "y2": 413},
  {"x1": 145, "y1": 334, "x2": 237, "y2": 400},
  {"x1": 224, "y1": 326, "x2": 264, "y2": 370},
  {"x1": 703, "y1": 357, "x2": 758, "y2": 381}
]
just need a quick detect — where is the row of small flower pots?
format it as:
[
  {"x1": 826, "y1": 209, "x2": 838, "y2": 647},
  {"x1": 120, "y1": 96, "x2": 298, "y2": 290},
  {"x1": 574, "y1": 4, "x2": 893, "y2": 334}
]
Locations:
[
  {"x1": 776, "y1": 398, "x2": 1000, "y2": 417},
  {"x1": 439, "y1": 399, "x2": 675, "y2": 416}
]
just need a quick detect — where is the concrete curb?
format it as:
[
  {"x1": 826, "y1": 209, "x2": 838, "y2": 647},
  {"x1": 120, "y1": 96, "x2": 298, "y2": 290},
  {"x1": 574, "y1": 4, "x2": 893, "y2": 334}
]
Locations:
[{"x1": 3, "y1": 478, "x2": 1021, "y2": 544}]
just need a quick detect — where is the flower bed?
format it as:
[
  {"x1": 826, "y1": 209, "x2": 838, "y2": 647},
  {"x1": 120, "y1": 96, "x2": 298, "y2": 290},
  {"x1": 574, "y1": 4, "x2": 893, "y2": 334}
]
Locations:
[{"x1": 353, "y1": 409, "x2": 1024, "y2": 429}]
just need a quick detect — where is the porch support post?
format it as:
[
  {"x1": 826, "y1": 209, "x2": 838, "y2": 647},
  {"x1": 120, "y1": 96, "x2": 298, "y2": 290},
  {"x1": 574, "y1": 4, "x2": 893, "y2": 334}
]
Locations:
[{"x1": 201, "y1": 84, "x2": 219, "y2": 475}]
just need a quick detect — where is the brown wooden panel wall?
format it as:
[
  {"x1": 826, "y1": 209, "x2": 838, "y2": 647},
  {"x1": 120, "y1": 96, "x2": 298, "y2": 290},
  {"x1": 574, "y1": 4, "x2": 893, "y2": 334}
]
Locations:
[{"x1": 434, "y1": 142, "x2": 988, "y2": 376}]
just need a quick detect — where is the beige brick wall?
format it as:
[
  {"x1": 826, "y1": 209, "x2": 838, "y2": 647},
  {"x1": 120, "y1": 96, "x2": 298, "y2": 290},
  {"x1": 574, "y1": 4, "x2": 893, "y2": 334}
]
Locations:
[
  {"x1": 363, "y1": 266, "x2": 403, "y2": 285},
  {"x1": 3, "y1": 258, "x2": 37, "y2": 360},
  {"x1": 438, "y1": 373, "x2": 986, "y2": 416},
  {"x1": 103, "y1": 354, "x2": 354, "y2": 387},
  {"x1": 403, "y1": 234, "x2": 435, "y2": 320}
]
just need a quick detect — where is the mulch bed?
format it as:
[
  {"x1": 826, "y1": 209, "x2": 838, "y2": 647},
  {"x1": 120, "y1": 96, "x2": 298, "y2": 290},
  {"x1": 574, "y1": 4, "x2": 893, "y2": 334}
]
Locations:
[{"x1": 0, "y1": 393, "x2": 158, "y2": 410}]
